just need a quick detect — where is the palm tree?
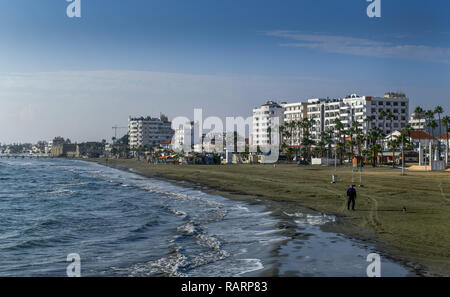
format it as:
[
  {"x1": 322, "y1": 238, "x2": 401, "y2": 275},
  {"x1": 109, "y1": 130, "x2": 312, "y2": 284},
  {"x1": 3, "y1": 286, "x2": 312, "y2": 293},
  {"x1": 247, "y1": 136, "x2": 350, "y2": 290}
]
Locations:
[
  {"x1": 322, "y1": 129, "x2": 334, "y2": 159},
  {"x1": 288, "y1": 121, "x2": 297, "y2": 146},
  {"x1": 300, "y1": 118, "x2": 315, "y2": 162},
  {"x1": 403, "y1": 123, "x2": 413, "y2": 150},
  {"x1": 442, "y1": 116, "x2": 450, "y2": 163},
  {"x1": 425, "y1": 110, "x2": 435, "y2": 125},
  {"x1": 280, "y1": 125, "x2": 291, "y2": 150},
  {"x1": 434, "y1": 106, "x2": 444, "y2": 151},
  {"x1": 368, "y1": 127, "x2": 382, "y2": 167},
  {"x1": 428, "y1": 120, "x2": 438, "y2": 160},
  {"x1": 387, "y1": 113, "x2": 394, "y2": 135},
  {"x1": 334, "y1": 118, "x2": 345, "y2": 164},
  {"x1": 385, "y1": 113, "x2": 396, "y2": 166},
  {"x1": 349, "y1": 121, "x2": 361, "y2": 160},
  {"x1": 428, "y1": 120, "x2": 438, "y2": 139},
  {"x1": 315, "y1": 138, "x2": 327, "y2": 158},
  {"x1": 435, "y1": 106, "x2": 444, "y2": 135},
  {"x1": 414, "y1": 106, "x2": 424, "y2": 119},
  {"x1": 379, "y1": 110, "x2": 387, "y2": 164},
  {"x1": 364, "y1": 115, "x2": 374, "y2": 142}
]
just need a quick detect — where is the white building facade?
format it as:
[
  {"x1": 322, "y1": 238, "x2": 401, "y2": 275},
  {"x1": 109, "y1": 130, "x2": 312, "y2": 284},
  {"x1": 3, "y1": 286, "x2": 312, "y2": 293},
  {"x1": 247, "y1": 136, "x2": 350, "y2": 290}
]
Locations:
[
  {"x1": 307, "y1": 93, "x2": 409, "y2": 143},
  {"x1": 282, "y1": 102, "x2": 308, "y2": 146},
  {"x1": 171, "y1": 121, "x2": 199, "y2": 152},
  {"x1": 251, "y1": 101, "x2": 285, "y2": 147},
  {"x1": 128, "y1": 114, "x2": 174, "y2": 148}
]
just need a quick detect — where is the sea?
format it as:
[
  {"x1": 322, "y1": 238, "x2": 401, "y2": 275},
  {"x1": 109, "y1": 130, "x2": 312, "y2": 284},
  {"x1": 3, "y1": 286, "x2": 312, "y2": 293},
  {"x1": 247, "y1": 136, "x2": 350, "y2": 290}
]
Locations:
[{"x1": 0, "y1": 158, "x2": 414, "y2": 277}]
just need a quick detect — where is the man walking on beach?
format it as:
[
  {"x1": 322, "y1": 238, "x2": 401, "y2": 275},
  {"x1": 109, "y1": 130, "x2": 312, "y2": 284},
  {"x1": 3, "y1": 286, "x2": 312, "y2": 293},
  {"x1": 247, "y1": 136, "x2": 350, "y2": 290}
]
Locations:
[{"x1": 347, "y1": 185, "x2": 357, "y2": 211}]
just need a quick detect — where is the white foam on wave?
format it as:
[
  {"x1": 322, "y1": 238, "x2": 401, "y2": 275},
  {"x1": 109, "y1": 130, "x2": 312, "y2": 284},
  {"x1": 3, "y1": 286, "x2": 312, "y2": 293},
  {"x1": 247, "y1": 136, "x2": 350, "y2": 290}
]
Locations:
[
  {"x1": 47, "y1": 188, "x2": 74, "y2": 195},
  {"x1": 284, "y1": 211, "x2": 336, "y2": 226},
  {"x1": 169, "y1": 209, "x2": 187, "y2": 218},
  {"x1": 235, "y1": 259, "x2": 265, "y2": 276},
  {"x1": 232, "y1": 205, "x2": 249, "y2": 212},
  {"x1": 177, "y1": 221, "x2": 196, "y2": 235},
  {"x1": 117, "y1": 245, "x2": 188, "y2": 277}
]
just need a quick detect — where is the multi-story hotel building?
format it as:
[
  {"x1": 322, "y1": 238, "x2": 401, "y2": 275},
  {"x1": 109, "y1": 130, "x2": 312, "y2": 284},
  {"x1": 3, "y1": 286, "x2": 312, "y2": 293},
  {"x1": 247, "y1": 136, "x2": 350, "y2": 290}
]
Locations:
[
  {"x1": 251, "y1": 101, "x2": 285, "y2": 146},
  {"x1": 307, "y1": 98, "x2": 342, "y2": 143},
  {"x1": 307, "y1": 93, "x2": 409, "y2": 143},
  {"x1": 368, "y1": 93, "x2": 409, "y2": 134},
  {"x1": 251, "y1": 92, "x2": 409, "y2": 149},
  {"x1": 282, "y1": 102, "x2": 309, "y2": 145},
  {"x1": 128, "y1": 114, "x2": 174, "y2": 148}
]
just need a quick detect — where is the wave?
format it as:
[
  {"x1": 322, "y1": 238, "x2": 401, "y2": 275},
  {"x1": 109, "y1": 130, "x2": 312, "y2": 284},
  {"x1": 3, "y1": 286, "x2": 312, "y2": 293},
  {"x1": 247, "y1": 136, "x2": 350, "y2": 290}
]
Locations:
[
  {"x1": 113, "y1": 244, "x2": 188, "y2": 277},
  {"x1": 46, "y1": 189, "x2": 74, "y2": 195},
  {"x1": 130, "y1": 219, "x2": 160, "y2": 233},
  {"x1": 236, "y1": 259, "x2": 265, "y2": 276},
  {"x1": 283, "y1": 211, "x2": 336, "y2": 226}
]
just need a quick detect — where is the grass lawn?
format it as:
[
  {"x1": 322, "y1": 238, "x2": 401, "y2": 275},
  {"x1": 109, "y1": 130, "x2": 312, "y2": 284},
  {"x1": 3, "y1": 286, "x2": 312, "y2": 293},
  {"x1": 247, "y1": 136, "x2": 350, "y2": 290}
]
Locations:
[{"x1": 93, "y1": 158, "x2": 450, "y2": 276}]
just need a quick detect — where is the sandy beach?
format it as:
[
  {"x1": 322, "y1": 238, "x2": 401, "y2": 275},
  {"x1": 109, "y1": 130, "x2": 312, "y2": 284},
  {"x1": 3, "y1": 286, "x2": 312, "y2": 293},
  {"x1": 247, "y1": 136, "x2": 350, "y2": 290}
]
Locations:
[{"x1": 85, "y1": 158, "x2": 450, "y2": 276}]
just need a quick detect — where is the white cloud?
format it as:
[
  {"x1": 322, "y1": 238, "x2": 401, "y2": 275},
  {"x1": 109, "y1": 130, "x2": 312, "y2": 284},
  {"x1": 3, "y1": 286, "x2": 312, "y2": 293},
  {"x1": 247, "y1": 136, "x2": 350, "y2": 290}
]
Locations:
[{"x1": 266, "y1": 31, "x2": 450, "y2": 63}]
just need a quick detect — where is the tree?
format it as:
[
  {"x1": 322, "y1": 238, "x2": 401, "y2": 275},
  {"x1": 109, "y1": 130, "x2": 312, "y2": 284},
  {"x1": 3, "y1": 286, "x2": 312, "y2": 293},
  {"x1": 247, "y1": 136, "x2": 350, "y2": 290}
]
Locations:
[
  {"x1": 288, "y1": 121, "x2": 297, "y2": 146},
  {"x1": 379, "y1": 110, "x2": 387, "y2": 164},
  {"x1": 348, "y1": 121, "x2": 359, "y2": 160},
  {"x1": 386, "y1": 113, "x2": 396, "y2": 165},
  {"x1": 117, "y1": 133, "x2": 129, "y2": 145},
  {"x1": 397, "y1": 130, "x2": 411, "y2": 168},
  {"x1": 368, "y1": 127, "x2": 382, "y2": 167},
  {"x1": 425, "y1": 110, "x2": 435, "y2": 123},
  {"x1": 387, "y1": 138, "x2": 399, "y2": 167},
  {"x1": 414, "y1": 106, "x2": 424, "y2": 119},
  {"x1": 428, "y1": 120, "x2": 438, "y2": 139},
  {"x1": 434, "y1": 106, "x2": 444, "y2": 135},
  {"x1": 322, "y1": 129, "x2": 334, "y2": 159},
  {"x1": 334, "y1": 118, "x2": 345, "y2": 164},
  {"x1": 403, "y1": 123, "x2": 413, "y2": 150},
  {"x1": 300, "y1": 118, "x2": 315, "y2": 162},
  {"x1": 434, "y1": 106, "x2": 444, "y2": 151},
  {"x1": 442, "y1": 116, "x2": 450, "y2": 163},
  {"x1": 428, "y1": 119, "x2": 438, "y2": 159}
]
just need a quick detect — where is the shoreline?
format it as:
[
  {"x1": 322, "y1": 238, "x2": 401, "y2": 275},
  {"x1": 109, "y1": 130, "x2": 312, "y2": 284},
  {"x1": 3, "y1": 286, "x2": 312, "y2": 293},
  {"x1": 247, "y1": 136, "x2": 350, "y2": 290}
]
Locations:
[{"x1": 84, "y1": 158, "x2": 436, "y2": 277}]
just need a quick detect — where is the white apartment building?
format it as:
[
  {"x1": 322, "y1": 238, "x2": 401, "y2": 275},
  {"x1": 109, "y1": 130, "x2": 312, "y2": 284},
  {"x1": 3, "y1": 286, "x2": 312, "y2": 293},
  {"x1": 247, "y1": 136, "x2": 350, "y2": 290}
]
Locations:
[
  {"x1": 368, "y1": 93, "x2": 409, "y2": 134},
  {"x1": 45, "y1": 140, "x2": 53, "y2": 155},
  {"x1": 251, "y1": 101, "x2": 285, "y2": 147},
  {"x1": 307, "y1": 98, "x2": 342, "y2": 143},
  {"x1": 409, "y1": 112, "x2": 427, "y2": 131},
  {"x1": 408, "y1": 113, "x2": 445, "y2": 137},
  {"x1": 282, "y1": 102, "x2": 309, "y2": 145},
  {"x1": 307, "y1": 93, "x2": 409, "y2": 143},
  {"x1": 128, "y1": 114, "x2": 174, "y2": 148},
  {"x1": 171, "y1": 121, "x2": 199, "y2": 152}
]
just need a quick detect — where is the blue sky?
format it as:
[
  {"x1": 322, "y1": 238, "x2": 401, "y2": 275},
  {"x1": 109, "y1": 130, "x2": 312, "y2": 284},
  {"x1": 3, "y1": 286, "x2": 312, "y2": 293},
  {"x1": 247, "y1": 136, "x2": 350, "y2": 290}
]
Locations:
[{"x1": 0, "y1": 0, "x2": 449, "y2": 143}]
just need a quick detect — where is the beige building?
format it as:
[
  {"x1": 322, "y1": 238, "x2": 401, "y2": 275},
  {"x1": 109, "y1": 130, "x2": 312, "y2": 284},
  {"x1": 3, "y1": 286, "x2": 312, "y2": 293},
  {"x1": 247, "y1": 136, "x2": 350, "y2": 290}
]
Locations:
[{"x1": 51, "y1": 144, "x2": 79, "y2": 158}]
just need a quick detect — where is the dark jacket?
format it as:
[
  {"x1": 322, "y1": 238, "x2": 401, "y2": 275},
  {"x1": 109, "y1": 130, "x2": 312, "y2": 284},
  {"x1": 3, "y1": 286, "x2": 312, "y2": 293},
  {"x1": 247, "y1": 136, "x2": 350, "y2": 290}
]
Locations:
[{"x1": 347, "y1": 188, "x2": 357, "y2": 199}]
